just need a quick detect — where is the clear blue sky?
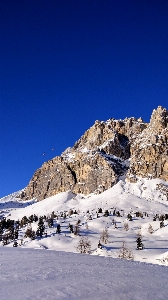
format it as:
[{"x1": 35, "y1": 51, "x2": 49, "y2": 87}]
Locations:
[{"x1": 1, "y1": 0, "x2": 168, "y2": 198}]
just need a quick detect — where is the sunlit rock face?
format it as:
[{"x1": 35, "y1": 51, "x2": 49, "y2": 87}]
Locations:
[
  {"x1": 22, "y1": 106, "x2": 168, "y2": 201},
  {"x1": 127, "y1": 106, "x2": 168, "y2": 182}
]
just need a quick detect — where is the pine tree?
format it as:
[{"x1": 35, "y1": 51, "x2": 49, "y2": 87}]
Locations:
[
  {"x1": 98, "y1": 240, "x2": 102, "y2": 249},
  {"x1": 47, "y1": 218, "x2": 53, "y2": 228},
  {"x1": 127, "y1": 213, "x2": 132, "y2": 221},
  {"x1": 33, "y1": 214, "x2": 38, "y2": 222},
  {"x1": 21, "y1": 216, "x2": 28, "y2": 226},
  {"x1": 68, "y1": 223, "x2": 74, "y2": 233},
  {"x1": 13, "y1": 241, "x2": 18, "y2": 247},
  {"x1": 56, "y1": 224, "x2": 61, "y2": 234},
  {"x1": 14, "y1": 229, "x2": 19, "y2": 240},
  {"x1": 104, "y1": 210, "x2": 109, "y2": 217},
  {"x1": 3, "y1": 235, "x2": 9, "y2": 245},
  {"x1": 136, "y1": 236, "x2": 144, "y2": 250},
  {"x1": 8, "y1": 225, "x2": 14, "y2": 240},
  {"x1": 36, "y1": 217, "x2": 45, "y2": 237},
  {"x1": 160, "y1": 220, "x2": 164, "y2": 228},
  {"x1": 25, "y1": 225, "x2": 36, "y2": 240},
  {"x1": 0, "y1": 222, "x2": 4, "y2": 236}
]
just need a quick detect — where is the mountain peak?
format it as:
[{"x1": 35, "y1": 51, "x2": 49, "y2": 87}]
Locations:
[
  {"x1": 149, "y1": 106, "x2": 168, "y2": 132},
  {"x1": 21, "y1": 107, "x2": 168, "y2": 201}
]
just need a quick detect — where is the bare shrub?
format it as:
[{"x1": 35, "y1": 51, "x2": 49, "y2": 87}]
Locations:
[
  {"x1": 100, "y1": 228, "x2": 109, "y2": 244},
  {"x1": 123, "y1": 222, "x2": 129, "y2": 231},
  {"x1": 118, "y1": 241, "x2": 134, "y2": 260},
  {"x1": 148, "y1": 223, "x2": 154, "y2": 234},
  {"x1": 68, "y1": 209, "x2": 73, "y2": 216},
  {"x1": 76, "y1": 236, "x2": 91, "y2": 254}
]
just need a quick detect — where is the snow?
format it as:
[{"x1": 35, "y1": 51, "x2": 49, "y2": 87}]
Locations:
[
  {"x1": 1, "y1": 177, "x2": 168, "y2": 298},
  {"x1": 0, "y1": 248, "x2": 168, "y2": 300}
]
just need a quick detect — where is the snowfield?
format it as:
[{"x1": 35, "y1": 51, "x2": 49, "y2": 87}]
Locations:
[
  {"x1": 1, "y1": 177, "x2": 168, "y2": 298},
  {"x1": 0, "y1": 248, "x2": 168, "y2": 300}
]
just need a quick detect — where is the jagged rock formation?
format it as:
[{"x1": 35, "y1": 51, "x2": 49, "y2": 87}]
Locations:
[
  {"x1": 22, "y1": 106, "x2": 168, "y2": 201},
  {"x1": 127, "y1": 106, "x2": 168, "y2": 182}
]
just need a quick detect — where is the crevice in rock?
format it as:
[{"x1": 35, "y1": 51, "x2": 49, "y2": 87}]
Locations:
[
  {"x1": 46, "y1": 180, "x2": 50, "y2": 191},
  {"x1": 67, "y1": 165, "x2": 77, "y2": 184}
]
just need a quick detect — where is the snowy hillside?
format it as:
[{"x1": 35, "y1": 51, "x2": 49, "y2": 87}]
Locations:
[
  {"x1": 1, "y1": 177, "x2": 168, "y2": 266},
  {"x1": 1, "y1": 178, "x2": 168, "y2": 299}
]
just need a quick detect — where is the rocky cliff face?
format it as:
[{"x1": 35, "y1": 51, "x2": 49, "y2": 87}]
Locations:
[
  {"x1": 22, "y1": 106, "x2": 168, "y2": 201},
  {"x1": 127, "y1": 106, "x2": 168, "y2": 182}
]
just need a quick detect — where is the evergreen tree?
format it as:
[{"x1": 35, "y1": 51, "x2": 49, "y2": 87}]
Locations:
[
  {"x1": 8, "y1": 225, "x2": 14, "y2": 240},
  {"x1": 1, "y1": 218, "x2": 6, "y2": 230},
  {"x1": 0, "y1": 224, "x2": 3, "y2": 241},
  {"x1": 14, "y1": 229, "x2": 19, "y2": 240},
  {"x1": 56, "y1": 224, "x2": 61, "y2": 234},
  {"x1": 159, "y1": 214, "x2": 165, "y2": 221},
  {"x1": 127, "y1": 213, "x2": 132, "y2": 221},
  {"x1": 25, "y1": 225, "x2": 36, "y2": 240},
  {"x1": 13, "y1": 241, "x2": 18, "y2": 247},
  {"x1": 36, "y1": 217, "x2": 45, "y2": 237},
  {"x1": 160, "y1": 220, "x2": 164, "y2": 228},
  {"x1": 116, "y1": 211, "x2": 120, "y2": 217},
  {"x1": 28, "y1": 215, "x2": 34, "y2": 223},
  {"x1": 47, "y1": 218, "x2": 53, "y2": 228},
  {"x1": 104, "y1": 210, "x2": 109, "y2": 217},
  {"x1": 21, "y1": 216, "x2": 28, "y2": 226},
  {"x1": 3, "y1": 235, "x2": 9, "y2": 245},
  {"x1": 68, "y1": 223, "x2": 74, "y2": 233},
  {"x1": 136, "y1": 236, "x2": 144, "y2": 250},
  {"x1": 98, "y1": 240, "x2": 102, "y2": 249},
  {"x1": 33, "y1": 214, "x2": 38, "y2": 222},
  {"x1": 153, "y1": 215, "x2": 157, "y2": 221}
]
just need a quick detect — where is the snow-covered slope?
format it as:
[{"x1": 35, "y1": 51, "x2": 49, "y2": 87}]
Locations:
[
  {"x1": 1, "y1": 178, "x2": 168, "y2": 299},
  {"x1": 1, "y1": 177, "x2": 168, "y2": 266},
  {"x1": 0, "y1": 247, "x2": 168, "y2": 300}
]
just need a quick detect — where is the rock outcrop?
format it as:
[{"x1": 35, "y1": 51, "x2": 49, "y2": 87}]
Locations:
[
  {"x1": 127, "y1": 106, "x2": 168, "y2": 182},
  {"x1": 22, "y1": 106, "x2": 168, "y2": 201}
]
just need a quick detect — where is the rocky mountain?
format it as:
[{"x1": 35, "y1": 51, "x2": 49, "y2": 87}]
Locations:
[
  {"x1": 21, "y1": 106, "x2": 168, "y2": 201},
  {"x1": 127, "y1": 106, "x2": 168, "y2": 182}
]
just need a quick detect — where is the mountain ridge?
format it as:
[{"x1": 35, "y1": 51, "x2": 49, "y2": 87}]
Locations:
[{"x1": 21, "y1": 106, "x2": 168, "y2": 201}]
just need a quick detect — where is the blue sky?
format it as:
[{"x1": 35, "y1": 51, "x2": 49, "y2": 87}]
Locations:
[{"x1": 1, "y1": 0, "x2": 168, "y2": 198}]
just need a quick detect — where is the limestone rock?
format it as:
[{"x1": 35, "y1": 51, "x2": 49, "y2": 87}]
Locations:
[
  {"x1": 22, "y1": 106, "x2": 168, "y2": 201},
  {"x1": 127, "y1": 106, "x2": 168, "y2": 182}
]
